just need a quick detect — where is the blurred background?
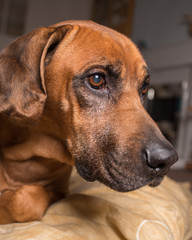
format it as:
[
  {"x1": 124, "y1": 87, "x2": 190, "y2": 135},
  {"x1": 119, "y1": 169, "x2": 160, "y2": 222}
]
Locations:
[{"x1": 0, "y1": 0, "x2": 192, "y2": 182}]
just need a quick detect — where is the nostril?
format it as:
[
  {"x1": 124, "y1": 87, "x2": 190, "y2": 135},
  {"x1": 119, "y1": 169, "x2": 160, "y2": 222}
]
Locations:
[
  {"x1": 156, "y1": 163, "x2": 166, "y2": 170},
  {"x1": 145, "y1": 153, "x2": 166, "y2": 170},
  {"x1": 145, "y1": 152, "x2": 168, "y2": 171},
  {"x1": 143, "y1": 146, "x2": 178, "y2": 172},
  {"x1": 157, "y1": 163, "x2": 166, "y2": 168}
]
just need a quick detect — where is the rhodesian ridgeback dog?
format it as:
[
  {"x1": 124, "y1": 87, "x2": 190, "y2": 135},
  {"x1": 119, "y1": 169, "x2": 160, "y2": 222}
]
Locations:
[{"x1": 0, "y1": 20, "x2": 178, "y2": 224}]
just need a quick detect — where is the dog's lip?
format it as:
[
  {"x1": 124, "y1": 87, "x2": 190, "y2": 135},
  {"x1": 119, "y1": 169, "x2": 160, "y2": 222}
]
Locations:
[
  {"x1": 147, "y1": 165, "x2": 170, "y2": 177},
  {"x1": 75, "y1": 162, "x2": 97, "y2": 182},
  {"x1": 148, "y1": 175, "x2": 165, "y2": 187},
  {"x1": 147, "y1": 166, "x2": 171, "y2": 187},
  {"x1": 77, "y1": 170, "x2": 96, "y2": 182}
]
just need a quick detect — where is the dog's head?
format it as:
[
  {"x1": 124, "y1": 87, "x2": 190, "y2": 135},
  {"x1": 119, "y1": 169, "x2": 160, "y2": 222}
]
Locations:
[{"x1": 0, "y1": 20, "x2": 178, "y2": 192}]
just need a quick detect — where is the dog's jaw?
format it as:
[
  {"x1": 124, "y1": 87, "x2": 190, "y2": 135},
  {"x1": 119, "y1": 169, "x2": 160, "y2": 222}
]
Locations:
[
  {"x1": 75, "y1": 158, "x2": 170, "y2": 192},
  {"x1": 74, "y1": 140, "x2": 177, "y2": 192}
]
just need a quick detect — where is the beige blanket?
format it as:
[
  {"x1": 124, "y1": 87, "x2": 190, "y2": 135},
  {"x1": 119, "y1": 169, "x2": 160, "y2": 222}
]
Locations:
[{"x1": 0, "y1": 172, "x2": 192, "y2": 240}]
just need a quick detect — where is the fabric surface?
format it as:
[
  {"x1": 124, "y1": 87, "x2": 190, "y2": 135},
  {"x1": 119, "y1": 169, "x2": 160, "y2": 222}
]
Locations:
[{"x1": 0, "y1": 172, "x2": 192, "y2": 240}]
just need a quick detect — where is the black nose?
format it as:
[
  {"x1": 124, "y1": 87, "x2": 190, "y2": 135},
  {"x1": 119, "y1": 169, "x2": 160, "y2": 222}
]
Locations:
[{"x1": 144, "y1": 141, "x2": 178, "y2": 173}]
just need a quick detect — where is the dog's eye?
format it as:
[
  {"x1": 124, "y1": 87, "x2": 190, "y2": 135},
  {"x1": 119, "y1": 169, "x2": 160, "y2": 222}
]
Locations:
[
  {"x1": 141, "y1": 81, "x2": 149, "y2": 95},
  {"x1": 88, "y1": 73, "x2": 105, "y2": 89}
]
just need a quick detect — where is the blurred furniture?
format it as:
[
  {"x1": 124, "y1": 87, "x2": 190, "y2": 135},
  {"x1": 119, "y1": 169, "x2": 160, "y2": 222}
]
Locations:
[
  {"x1": 142, "y1": 40, "x2": 192, "y2": 168},
  {"x1": 92, "y1": 0, "x2": 135, "y2": 36}
]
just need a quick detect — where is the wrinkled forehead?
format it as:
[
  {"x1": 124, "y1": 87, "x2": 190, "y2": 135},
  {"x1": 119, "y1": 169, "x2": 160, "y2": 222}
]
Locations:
[{"x1": 55, "y1": 21, "x2": 147, "y2": 78}]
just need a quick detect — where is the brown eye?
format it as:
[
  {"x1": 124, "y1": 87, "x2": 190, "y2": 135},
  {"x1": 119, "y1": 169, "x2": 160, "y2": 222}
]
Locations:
[
  {"x1": 141, "y1": 81, "x2": 149, "y2": 94},
  {"x1": 88, "y1": 73, "x2": 105, "y2": 89}
]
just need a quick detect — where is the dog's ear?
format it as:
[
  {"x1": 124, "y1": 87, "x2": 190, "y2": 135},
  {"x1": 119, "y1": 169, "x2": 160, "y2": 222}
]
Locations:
[{"x1": 0, "y1": 25, "x2": 70, "y2": 125}]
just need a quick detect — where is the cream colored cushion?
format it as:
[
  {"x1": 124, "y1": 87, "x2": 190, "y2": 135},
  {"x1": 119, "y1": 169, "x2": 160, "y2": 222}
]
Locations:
[{"x1": 0, "y1": 172, "x2": 192, "y2": 240}]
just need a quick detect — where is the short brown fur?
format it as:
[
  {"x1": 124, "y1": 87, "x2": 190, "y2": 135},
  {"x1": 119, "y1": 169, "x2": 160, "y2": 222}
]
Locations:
[{"x1": 0, "y1": 21, "x2": 177, "y2": 224}]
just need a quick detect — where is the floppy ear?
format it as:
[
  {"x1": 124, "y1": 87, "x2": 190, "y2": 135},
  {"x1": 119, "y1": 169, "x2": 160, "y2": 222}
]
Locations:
[{"x1": 0, "y1": 25, "x2": 69, "y2": 125}]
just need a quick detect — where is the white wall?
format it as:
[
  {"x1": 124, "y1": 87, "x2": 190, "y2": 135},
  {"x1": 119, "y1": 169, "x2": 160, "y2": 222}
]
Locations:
[
  {"x1": 132, "y1": 0, "x2": 192, "y2": 48},
  {"x1": 25, "y1": 0, "x2": 93, "y2": 33}
]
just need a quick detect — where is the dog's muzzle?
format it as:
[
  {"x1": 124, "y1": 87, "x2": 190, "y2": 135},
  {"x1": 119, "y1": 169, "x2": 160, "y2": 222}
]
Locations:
[{"x1": 75, "y1": 137, "x2": 178, "y2": 192}]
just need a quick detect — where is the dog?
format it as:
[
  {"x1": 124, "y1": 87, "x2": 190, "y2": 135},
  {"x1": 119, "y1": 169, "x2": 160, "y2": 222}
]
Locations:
[{"x1": 0, "y1": 20, "x2": 178, "y2": 224}]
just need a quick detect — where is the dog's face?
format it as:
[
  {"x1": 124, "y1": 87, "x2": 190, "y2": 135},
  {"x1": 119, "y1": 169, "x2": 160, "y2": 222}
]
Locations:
[
  {"x1": 0, "y1": 21, "x2": 178, "y2": 192},
  {"x1": 44, "y1": 21, "x2": 178, "y2": 191}
]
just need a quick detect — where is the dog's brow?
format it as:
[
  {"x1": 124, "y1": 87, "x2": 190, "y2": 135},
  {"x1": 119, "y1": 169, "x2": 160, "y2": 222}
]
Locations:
[
  {"x1": 143, "y1": 66, "x2": 150, "y2": 76},
  {"x1": 76, "y1": 62, "x2": 122, "y2": 79}
]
